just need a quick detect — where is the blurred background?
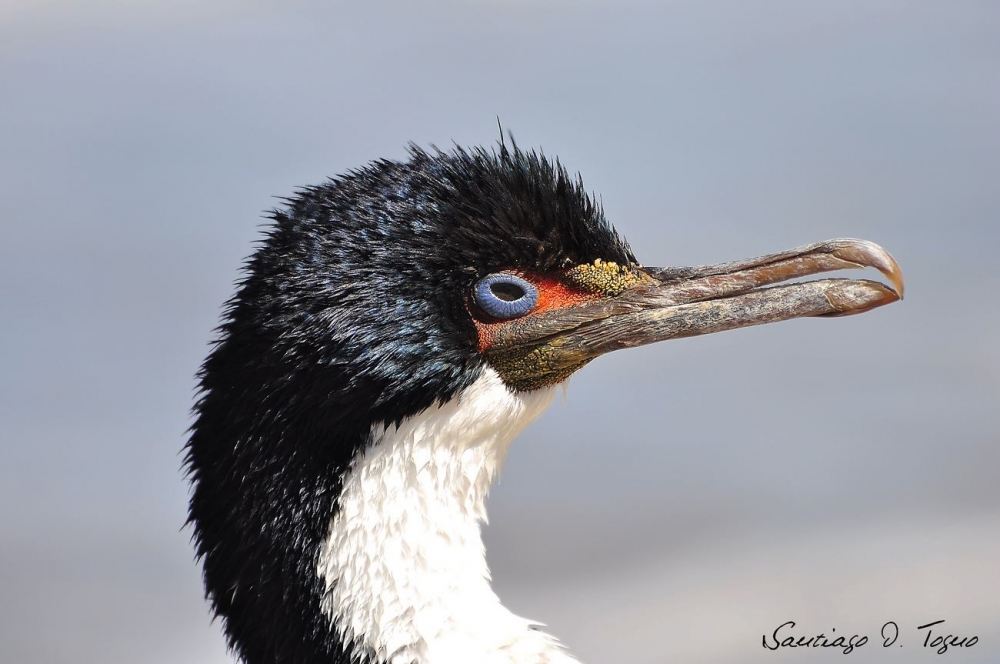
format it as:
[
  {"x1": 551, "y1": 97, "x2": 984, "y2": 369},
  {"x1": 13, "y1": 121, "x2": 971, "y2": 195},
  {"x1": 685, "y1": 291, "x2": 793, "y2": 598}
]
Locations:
[{"x1": 2, "y1": 1, "x2": 998, "y2": 663}]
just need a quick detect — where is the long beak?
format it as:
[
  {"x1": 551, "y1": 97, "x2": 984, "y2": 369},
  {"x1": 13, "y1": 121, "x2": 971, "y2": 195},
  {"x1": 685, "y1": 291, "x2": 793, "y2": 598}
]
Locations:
[{"x1": 486, "y1": 239, "x2": 903, "y2": 388}]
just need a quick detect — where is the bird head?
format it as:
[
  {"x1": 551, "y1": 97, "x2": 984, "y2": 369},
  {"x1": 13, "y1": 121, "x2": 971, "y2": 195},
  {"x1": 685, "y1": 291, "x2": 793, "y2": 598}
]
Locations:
[{"x1": 185, "y1": 142, "x2": 902, "y2": 664}]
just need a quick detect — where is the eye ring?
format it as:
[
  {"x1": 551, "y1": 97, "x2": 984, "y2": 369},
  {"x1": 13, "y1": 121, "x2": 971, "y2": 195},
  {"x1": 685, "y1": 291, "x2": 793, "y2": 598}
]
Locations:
[{"x1": 473, "y1": 273, "x2": 539, "y2": 320}]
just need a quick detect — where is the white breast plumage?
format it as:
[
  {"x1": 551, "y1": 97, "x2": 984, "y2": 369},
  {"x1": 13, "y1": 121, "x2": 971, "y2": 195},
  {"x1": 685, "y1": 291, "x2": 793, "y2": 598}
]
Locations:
[{"x1": 317, "y1": 368, "x2": 580, "y2": 664}]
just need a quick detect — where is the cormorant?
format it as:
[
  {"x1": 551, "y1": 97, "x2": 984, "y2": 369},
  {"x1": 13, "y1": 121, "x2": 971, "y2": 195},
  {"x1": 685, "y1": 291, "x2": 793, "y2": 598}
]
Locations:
[{"x1": 185, "y1": 143, "x2": 903, "y2": 664}]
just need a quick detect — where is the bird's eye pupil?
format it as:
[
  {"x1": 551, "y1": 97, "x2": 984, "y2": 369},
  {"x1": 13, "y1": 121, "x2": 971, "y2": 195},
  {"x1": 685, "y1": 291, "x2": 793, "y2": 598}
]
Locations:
[
  {"x1": 490, "y1": 282, "x2": 525, "y2": 302},
  {"x1": 473, "y1": 273, "x2": 539, "y2": 320}
]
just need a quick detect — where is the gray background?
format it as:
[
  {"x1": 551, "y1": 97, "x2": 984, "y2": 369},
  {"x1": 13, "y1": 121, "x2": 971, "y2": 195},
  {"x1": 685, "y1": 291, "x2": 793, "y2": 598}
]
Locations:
[{"x1": 2, "y1": 1, "x2": 998, "y2": 663}]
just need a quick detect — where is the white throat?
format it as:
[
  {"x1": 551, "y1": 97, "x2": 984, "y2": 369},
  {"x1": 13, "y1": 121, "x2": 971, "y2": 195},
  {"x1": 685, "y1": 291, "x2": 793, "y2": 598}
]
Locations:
[{"x1": 317, "y1": 369, "x2": 579, "y2": 664}]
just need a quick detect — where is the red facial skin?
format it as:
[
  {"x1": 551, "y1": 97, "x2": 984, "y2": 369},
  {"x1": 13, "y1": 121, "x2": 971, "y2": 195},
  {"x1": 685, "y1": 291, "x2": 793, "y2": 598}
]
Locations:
[{"x1": 470, "y1": 271, "x2": 601, "y2": 353}]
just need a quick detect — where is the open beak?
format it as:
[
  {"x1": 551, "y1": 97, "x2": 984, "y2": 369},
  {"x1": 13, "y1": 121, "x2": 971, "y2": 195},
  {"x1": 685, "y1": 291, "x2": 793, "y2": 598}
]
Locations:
[{"x1": 486, "y1": 238, "x2": 904, "y2": 390}]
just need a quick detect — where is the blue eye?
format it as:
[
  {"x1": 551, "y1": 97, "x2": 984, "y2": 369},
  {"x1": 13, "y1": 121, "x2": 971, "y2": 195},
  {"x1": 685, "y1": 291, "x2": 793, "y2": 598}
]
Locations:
[{"x1": 474, "y1": 273, "x2": 539, "y2": 320}]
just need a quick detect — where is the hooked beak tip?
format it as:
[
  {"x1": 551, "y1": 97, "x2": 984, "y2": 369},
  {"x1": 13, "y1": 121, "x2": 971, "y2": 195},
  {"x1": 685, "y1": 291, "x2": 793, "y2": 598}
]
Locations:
[{"x1": 825, "y1": 239, "x2": 905, "y2": 299}]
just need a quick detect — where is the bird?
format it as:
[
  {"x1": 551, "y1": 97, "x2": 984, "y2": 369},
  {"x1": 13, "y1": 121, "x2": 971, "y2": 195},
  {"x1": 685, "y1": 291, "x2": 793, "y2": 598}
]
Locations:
[{"x1": 185, "y1": 141, "x2": 904, "y2": 664}]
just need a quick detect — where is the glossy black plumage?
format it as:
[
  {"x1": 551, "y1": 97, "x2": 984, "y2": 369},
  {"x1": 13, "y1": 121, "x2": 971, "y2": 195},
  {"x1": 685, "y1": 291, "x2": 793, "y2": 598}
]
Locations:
[{"x1": 185, "y1": 143, "x2": 635, "y2": 664}]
